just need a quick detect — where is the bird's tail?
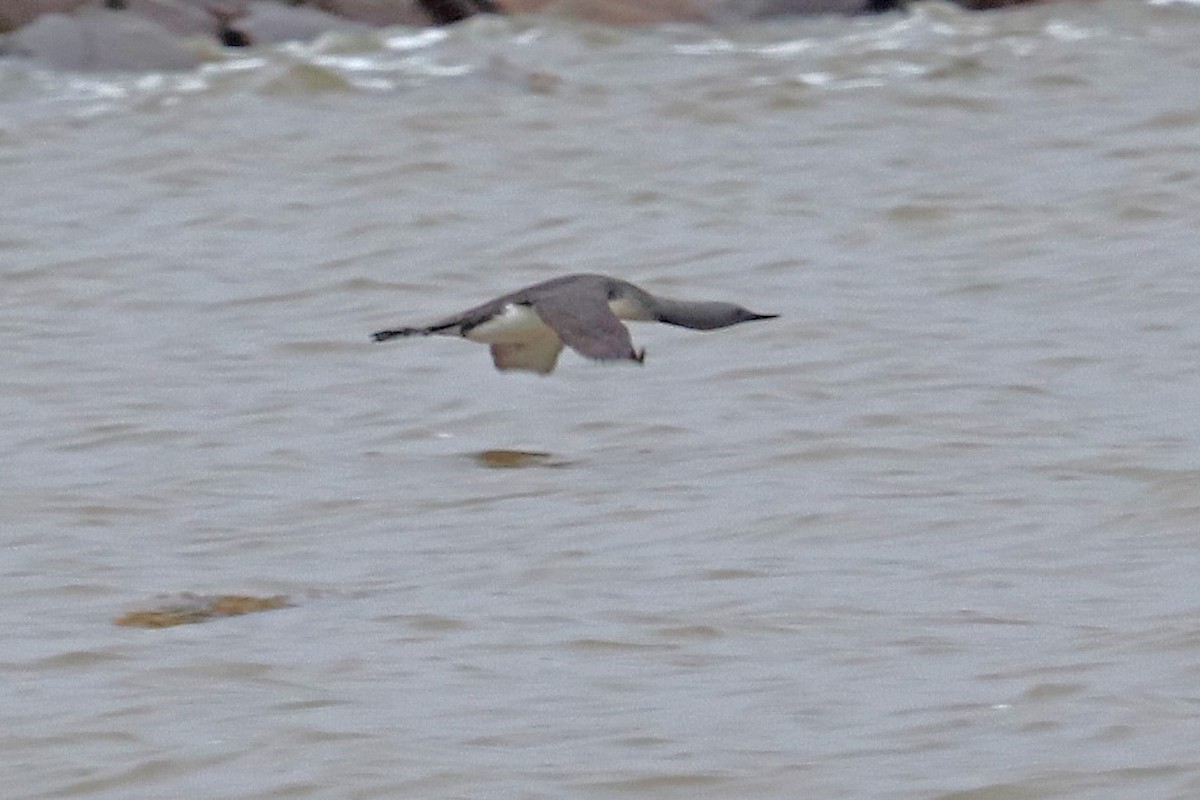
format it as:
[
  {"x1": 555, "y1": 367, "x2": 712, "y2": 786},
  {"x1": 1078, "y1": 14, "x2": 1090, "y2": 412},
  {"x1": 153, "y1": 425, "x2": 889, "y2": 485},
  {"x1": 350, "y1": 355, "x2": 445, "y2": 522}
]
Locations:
[
  {"x1": 372, "y1": 318, "x2": 462, "y2": 342},
  {"x1": 372, "y1": 327, "x2": 425, "y2": 342}
]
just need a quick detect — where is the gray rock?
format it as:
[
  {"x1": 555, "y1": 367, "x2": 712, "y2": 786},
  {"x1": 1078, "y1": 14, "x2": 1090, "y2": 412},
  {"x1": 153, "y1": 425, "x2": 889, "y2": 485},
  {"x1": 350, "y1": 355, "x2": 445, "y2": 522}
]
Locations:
[
  {"x1": 4, "y1": 7, "x2": 201, "y2": 69},
  {"x1": 231, "y1": 1, "x2": 371, "y2": 45},
  {"x1": 90, "y1": 0, "x2": 215, "y2": 37},
  {"x1": 0, "y1": 0, "x2": 87, "y2": 34}
]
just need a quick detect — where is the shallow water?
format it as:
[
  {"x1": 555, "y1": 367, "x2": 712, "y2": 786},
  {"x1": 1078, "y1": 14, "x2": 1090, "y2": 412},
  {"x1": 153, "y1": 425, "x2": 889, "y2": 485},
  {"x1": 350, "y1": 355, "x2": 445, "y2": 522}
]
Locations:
[{"x1": 4, "y1": 2, "x2": 1200, "y2": 798}]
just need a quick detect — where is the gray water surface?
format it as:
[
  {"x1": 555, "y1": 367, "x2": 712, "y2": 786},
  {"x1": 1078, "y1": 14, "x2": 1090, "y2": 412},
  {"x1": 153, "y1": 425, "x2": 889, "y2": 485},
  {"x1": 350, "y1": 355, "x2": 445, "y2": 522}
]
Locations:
[{"x1": 4, "y1": 2, "x2": 1200, "y2": 798}]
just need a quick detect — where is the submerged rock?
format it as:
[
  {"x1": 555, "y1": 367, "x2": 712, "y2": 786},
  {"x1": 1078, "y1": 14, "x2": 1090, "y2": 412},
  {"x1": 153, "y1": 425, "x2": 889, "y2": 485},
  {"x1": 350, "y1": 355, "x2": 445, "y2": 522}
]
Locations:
[
  {"x1": 115, "y1": 593, "x2": 293, "y2": 628},
  {"x1": 420, "y1": 0, "x2": 499, "y2": 25},
  {"x1": 473, "y1": 449, "x2": 565, "y2": 468}
]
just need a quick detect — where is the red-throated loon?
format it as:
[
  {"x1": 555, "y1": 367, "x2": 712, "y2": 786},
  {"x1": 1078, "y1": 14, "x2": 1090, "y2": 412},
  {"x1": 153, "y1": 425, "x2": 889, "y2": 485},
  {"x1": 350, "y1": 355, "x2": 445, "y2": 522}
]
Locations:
[{"x1": 371, "y1": 273, "x2": 778, "y2": 375}]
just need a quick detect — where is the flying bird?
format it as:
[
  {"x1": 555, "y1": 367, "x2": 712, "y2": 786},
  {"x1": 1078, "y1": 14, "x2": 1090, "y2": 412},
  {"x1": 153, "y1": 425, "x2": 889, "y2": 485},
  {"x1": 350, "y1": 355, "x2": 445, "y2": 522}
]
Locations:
[{"x1": 371, "y1": 273, "x2": 778, "y2": 374}]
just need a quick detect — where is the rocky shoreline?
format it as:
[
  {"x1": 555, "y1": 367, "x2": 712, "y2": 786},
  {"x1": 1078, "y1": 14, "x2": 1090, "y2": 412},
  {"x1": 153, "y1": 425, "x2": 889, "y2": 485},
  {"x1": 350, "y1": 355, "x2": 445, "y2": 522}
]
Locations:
[{"x1": 0, "y1": 0, "x2": 1093, "y2": 71}]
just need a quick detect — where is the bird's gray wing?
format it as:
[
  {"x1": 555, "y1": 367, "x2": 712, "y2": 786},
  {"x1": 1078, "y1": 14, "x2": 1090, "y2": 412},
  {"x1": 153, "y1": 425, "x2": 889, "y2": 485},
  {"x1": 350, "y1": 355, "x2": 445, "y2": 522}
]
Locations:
[{"x1": 530, "y1": 287, "x2": 638, "y2": 362}]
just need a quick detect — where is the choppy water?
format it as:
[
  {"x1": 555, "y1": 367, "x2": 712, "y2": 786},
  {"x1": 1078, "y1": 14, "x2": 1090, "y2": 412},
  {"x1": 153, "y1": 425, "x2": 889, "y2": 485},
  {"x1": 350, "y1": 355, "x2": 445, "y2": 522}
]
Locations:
[{"x1": 4, "y1": 2, "x2": 1200, "y2": 797}]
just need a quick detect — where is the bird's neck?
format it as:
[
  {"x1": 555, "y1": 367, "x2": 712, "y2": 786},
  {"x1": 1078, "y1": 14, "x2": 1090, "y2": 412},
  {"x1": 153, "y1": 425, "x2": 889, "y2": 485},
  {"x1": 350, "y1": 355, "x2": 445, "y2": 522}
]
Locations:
[{"x1": 649, "y1": 298, "x2": 734, "y2": 330}]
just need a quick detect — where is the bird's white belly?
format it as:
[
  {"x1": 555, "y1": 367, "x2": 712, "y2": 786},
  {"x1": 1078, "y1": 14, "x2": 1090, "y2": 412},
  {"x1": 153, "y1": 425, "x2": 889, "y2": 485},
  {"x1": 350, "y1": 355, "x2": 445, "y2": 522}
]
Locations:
[{"x1": 464, "y1": 304, "x2": 556, "y2": 344}]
